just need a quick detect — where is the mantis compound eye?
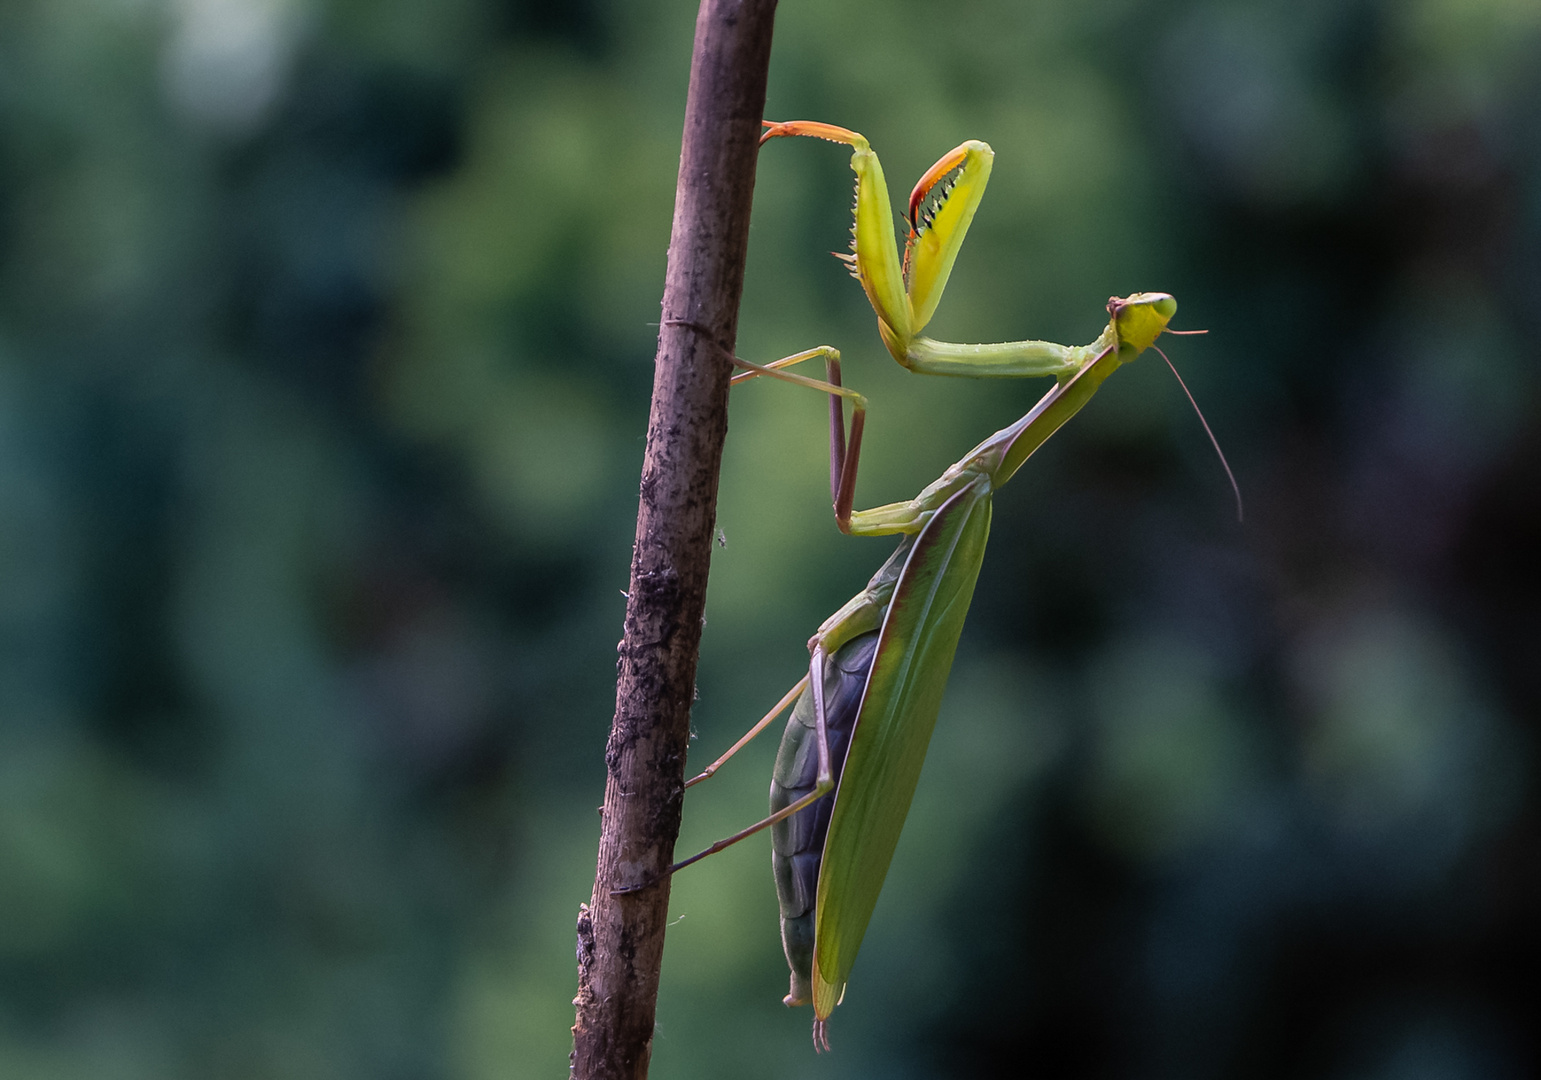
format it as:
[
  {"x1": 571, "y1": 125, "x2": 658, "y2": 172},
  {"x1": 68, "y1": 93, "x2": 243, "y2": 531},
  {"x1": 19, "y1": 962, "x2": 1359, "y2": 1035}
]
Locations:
[{"x1": 1108, "y1": 291, "x2": 1178, "y2": 322}]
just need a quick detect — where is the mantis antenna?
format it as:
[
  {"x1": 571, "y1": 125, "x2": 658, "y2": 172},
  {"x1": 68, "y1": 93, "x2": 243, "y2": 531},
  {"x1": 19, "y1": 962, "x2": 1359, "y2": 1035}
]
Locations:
[{"x1": 1152, "y1": 334, "x2": 1243, "y2": 523}]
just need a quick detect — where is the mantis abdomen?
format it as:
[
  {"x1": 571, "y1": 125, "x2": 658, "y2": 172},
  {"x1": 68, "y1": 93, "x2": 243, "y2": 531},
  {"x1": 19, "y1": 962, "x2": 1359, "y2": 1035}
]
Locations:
[{"x1": 769, "y1": 631, "x2": 880, "y2": 1007}]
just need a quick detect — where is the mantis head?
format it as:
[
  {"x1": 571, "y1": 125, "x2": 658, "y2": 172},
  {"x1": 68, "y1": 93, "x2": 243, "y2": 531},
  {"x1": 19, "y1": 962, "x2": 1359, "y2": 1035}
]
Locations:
[{"x1": 1108, "y1": 292, "x2": 1178, "y2": 358}]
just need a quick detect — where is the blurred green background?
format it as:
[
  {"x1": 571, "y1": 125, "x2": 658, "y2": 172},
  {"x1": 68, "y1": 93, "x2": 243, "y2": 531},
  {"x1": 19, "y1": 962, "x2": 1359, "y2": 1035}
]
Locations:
[{"x1": 2, "y1": 0, "x2": 1538, "y2": 1076}]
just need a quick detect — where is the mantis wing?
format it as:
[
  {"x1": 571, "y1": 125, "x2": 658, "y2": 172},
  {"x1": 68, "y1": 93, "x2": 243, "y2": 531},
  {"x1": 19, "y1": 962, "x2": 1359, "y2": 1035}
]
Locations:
[{"x1": 810, "y1": 479, "x2": 995, "y2": 1017}]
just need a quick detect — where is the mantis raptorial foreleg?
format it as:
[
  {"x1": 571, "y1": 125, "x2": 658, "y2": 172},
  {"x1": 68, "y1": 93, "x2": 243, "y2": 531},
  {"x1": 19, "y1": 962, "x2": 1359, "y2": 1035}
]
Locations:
[{"x1": 759, "y1": 120, "x2": 1105, "y2": 380}]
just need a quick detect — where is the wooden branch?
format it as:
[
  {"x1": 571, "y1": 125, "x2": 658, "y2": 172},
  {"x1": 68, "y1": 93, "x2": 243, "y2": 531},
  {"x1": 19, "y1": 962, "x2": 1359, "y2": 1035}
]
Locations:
[{"x1": 570, "y1": 1, "x2": 778, "y2": 1077}]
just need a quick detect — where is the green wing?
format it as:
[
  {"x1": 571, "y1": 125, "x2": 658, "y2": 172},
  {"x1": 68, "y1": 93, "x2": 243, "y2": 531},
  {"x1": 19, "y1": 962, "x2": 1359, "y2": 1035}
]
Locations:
[{"x1": 810, "y1": 478, "x2": 994, "y2": 1017}]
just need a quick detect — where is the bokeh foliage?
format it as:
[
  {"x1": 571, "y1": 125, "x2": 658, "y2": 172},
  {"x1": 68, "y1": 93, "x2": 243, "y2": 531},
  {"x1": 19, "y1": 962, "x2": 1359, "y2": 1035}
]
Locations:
[{"x1": 2, "y1": 0, "x2": 1538, "y2": 1077}]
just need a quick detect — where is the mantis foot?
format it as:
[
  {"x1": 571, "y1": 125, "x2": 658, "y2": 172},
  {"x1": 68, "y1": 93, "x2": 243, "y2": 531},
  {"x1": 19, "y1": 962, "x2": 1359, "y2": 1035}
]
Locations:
[{"x1": 607, "y1": 875, "x2": 660, "y2": 897}]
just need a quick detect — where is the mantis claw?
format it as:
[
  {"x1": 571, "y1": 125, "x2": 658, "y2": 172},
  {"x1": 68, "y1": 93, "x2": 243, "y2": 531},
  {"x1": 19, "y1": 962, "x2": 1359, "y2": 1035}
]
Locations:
[{"x1": 761, "y1": 120, "x2": 868, "y2": 149}]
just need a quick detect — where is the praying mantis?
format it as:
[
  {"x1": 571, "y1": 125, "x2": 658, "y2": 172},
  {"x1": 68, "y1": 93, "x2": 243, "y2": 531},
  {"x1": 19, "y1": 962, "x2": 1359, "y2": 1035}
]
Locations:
[{"x1": 625, "y1": 121, "x2": 1228, "y2": 1049}]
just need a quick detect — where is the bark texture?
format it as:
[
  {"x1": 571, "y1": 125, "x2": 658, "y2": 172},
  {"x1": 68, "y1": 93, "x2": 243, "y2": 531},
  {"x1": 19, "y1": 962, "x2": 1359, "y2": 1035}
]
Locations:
[{"x1": 570, "y1": 2, "x2": 778, "y2": 1077}]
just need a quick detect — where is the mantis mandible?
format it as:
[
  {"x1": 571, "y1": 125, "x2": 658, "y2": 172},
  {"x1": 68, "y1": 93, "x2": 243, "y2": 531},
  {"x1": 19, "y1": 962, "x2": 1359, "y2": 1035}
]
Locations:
[{"x1": 624, "y1": 292, "x2": 1188, "y2": 1050}]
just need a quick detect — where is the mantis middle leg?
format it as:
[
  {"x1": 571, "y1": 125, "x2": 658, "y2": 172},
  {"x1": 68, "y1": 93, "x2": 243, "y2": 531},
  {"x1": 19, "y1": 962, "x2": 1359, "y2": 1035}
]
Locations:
[{"x1": 726, "y1": 347, "x2": 867, "y2": 520}]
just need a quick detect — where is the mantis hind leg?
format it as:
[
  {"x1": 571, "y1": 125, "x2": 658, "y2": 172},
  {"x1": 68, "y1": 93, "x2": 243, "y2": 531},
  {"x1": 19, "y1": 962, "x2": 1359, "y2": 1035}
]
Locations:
[
  {"x1": 683, "y1": 674, "x2": 808, "y2": 789},
  {"x1": 609, "y1": 652, "x2": 836, "y2": 893}
]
